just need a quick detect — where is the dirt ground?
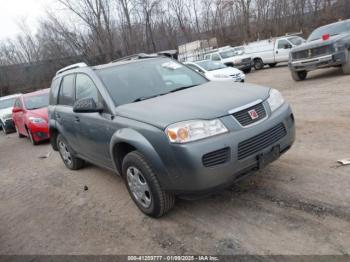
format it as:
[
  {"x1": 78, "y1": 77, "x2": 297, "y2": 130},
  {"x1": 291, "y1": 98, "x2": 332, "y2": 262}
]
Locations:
[{"x1": 1, "y1": 65, "x2": 350, "y2": 255}]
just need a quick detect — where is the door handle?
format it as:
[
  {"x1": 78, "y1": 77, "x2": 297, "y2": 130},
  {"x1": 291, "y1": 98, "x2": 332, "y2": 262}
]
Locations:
[
  {"x1": 276, "y1": 51, "x2": 279, "y2": 54},
  {"x1": 74, "y1": 116, "x2": 80, "y2": 123}
]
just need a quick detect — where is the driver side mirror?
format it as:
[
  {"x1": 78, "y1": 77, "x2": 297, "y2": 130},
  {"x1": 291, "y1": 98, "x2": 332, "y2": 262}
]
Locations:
[
  {"x1": 284, "y1": 44, "x2": 292, "y2": 49},
  {"x1": 73, "y1": 98, "x2": 103, "y2": 113},
  {"x1": 12, "y1": 107, "x2": 23, "y2": 113}
]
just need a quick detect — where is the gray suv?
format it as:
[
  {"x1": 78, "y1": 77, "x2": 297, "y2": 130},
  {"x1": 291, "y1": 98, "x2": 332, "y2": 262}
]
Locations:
[{"x1": 48, "y1": 55, "x2": 295, "y2": 217}]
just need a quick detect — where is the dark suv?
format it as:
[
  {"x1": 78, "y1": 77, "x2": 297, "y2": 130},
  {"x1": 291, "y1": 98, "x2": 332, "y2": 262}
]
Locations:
[
  {"x1": 289, "y1": 19, "x2": 350, "y2": 81},
  {"x1": 48, "y1": 55, "x2": 295, "y2": 217}
]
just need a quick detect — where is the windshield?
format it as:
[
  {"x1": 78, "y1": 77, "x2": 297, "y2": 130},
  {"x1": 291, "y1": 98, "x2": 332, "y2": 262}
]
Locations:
[
  {"x1": 0, "y1": 98, "x2": 16, "y2": 110},
  {"x1": 97, "y1": 58, "x2": 207, "y2": 105},
  {"x1": 24, "y1": 94, "x2": 49, "y2": 110},
  {"x1": 287, "y1": 36, "x2": 304, "y2": 46},
  {"x1": 196, "y1": 61, "x2": 226, "y2": 71},
  {"x1": 219, "y1": 50, "x2": 236, "y2": 59},
  {"x1": 308, "y1": 21, "x2": 350, "y2": 41}
]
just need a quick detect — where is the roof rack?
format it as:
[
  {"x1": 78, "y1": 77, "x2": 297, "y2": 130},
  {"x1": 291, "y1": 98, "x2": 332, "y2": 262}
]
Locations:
[
  {"x1": 111, "y1": 53, "x2": 158, "y2": 63},
  {"x1": 56, "y1": 62, "x2": 88, "y2": 75}
]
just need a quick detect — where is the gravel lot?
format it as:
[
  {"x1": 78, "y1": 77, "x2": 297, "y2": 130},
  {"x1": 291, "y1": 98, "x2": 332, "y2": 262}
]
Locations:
[{"x1": 1, "y1": 65, "x2": 350, "y2": 255}]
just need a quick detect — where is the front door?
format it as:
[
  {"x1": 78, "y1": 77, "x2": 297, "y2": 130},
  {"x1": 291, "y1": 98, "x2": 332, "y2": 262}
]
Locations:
[
  {"x1": 275, "y1": 39, "x2": 292, "y2": 62},
  {"x1": 73, "y1": 73, "x2": 114, "y2": 168}
]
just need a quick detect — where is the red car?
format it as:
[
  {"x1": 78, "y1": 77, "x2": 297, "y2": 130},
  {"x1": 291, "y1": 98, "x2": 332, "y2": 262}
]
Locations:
[{"x1": 12, "y1": 89, "x2": 50, "y2": 145}]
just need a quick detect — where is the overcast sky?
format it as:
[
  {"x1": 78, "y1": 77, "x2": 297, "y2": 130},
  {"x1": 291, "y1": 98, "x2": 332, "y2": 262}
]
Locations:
[{"x1": 0, "y1": 0, "x2": 50, "y2": 40}]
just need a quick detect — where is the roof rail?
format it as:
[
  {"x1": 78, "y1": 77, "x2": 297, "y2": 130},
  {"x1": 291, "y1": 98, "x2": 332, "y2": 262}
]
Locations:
[
  {"x1": 56, "y1": 62, "x2": 88, "y2": 75},
  {"x1": 111, "y1": 53, "x2": 158, "y2": 63}
]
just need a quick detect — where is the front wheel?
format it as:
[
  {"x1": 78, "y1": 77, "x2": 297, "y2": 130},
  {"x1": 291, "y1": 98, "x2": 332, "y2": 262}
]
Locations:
[
  {"x1": 57, "y1": 134, "x2": 84, "y2": 170},
  {"x1": 291, "y1": 70, "x2": 307, "y2": 81},
  {"x1": 342, "y1": 50, "x2": 350, "y2": 75},
  {"x1": 243, "y1": 67, "x2": 251, "y2": 74},
  {"x1": 254, "y1": 58, "x2": 264, "y2": 70},
  {"x1": 122, "y1": 151, "x2": 175, "y2": 217}
]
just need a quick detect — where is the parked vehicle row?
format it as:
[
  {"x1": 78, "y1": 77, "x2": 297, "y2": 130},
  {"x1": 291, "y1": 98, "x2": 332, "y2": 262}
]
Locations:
[{"x1": 47, "y1": 55, "x2": 295, "y2": 217}]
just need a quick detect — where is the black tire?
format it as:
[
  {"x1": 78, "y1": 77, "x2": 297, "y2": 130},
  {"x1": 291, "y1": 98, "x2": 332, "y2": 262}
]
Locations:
[
  {"x1": 1, "y1": 122, "x2": 8, "y2": 135},
  {"x1": 291, "y1": 70, "x2": 307, "y2": 81},
  {"x1": 57, "y1": 134, "x2": 84, "y2": 170},
  {"x1": 254, "y1": 58, "x2": 264, "y2": 70},
  {"x1": 243, "y1": 67, "x2": 251, "y2": 74},
  {"x1": 268, "y1": 63, "x2": 277, "y2": 68},
  {"x1": 342, "y1": 50, "x2": 350, "y2": 75},
  {"x1": 122, "y1": 151, "x2": 175, "y2": 218}
]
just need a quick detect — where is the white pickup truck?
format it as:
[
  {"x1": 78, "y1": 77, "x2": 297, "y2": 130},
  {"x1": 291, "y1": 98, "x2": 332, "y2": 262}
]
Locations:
[
  {"x1": 203, "y1": 47, "x2": 253, "y2": 73},
  {"x1": 243, "y1": 36, "x2": 305, "y2": 70}
]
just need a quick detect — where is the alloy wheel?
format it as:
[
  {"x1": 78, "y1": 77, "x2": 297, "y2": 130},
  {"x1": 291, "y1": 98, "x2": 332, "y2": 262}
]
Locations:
[
  {"x1": 58, "y1": 140, "x2": 72, "y2": 166},
  {"x1": 126, "y1": 166, "x2": 152, "y2": 209}
]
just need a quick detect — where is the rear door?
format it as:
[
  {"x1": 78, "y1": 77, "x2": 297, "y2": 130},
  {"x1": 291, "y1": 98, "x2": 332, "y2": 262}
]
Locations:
[
  {"x1": 55, "y1": 74, "x2": 80, "y2": 151},
  {"x1": 275, "y1": 39, "x2": 292, "y2": 62},
  {"x1": 73, "y1": 73, "x2": 114, "y2": 168}
]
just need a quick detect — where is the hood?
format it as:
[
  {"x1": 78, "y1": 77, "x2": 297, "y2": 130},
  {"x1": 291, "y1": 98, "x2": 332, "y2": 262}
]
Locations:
[
  {"x1": 292, "y1": 34, "x2": 347, "y2": 52},
  {"x1": 206, "y1": 67, "x2": 243, "y2": 77},
  {"x1": 27, "y1": 107, "x2": 49, "y2": 122},
  {"x1": 0, "y1": 107, "x2": 13, "y2": 119},
  {"x1": 116, "y1": 81, "x2": 270, "y2": 129}
]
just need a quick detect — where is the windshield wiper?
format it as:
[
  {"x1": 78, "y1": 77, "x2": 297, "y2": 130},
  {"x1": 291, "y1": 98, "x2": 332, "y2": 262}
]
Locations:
[
  {"x1": 169, "y1": 84, "x2": 199, "y2": 93},
  {"x1": 133, "y1": 93, "x2": 167, "y2": 103}
]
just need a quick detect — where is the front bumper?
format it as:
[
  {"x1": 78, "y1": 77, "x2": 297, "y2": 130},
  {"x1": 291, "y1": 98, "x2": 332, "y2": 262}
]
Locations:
[
  {"x1": 28, "y1": 122, "x2": 49, "y2": 142},
  {"x1": 289, "y1": 51, "x2": 347, "y2": 72},
  {"x1": 163, "y1": 102, "x2": 295, "y2": 194}
]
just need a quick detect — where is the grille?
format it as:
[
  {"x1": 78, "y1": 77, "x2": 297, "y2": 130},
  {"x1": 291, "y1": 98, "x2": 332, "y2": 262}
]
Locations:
[
  {"x1": 232, "y1": 103, "x2": 266, "y2": 126},
  {"x1": 202, "y1": 147, "x2": 230, "y2": 167},
  {"x1": 237, "y1": 123, "x2": 287, "y2": 160},
  {"x1": 292, "y1": 45, "x2": 333, "y2": 60},
  {"x1": 230, "y1": 73, "x2": 241, "y2": 78}
]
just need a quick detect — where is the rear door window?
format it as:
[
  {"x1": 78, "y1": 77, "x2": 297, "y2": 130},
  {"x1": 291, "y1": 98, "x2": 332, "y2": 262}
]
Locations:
[{"x1": 58, "y1": 74, "x2": 75, "y2": 106}]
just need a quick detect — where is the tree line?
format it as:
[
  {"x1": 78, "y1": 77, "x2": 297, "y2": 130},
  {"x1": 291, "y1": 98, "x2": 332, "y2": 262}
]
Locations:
[{"x1": 0, "y1": 0, "x2": 349, "y2": 95}]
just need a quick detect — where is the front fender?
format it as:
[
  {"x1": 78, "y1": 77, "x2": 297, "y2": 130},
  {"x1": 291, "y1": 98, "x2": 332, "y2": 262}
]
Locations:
[{"x1": 109, "y1": 128, "x2": 173, "y2": 190}]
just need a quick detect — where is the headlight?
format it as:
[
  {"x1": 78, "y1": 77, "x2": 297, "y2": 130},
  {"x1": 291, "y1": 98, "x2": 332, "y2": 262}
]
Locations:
[
  {"x1": 166, "y1": 119, "x2": 228, "y2": 144},
  {"x1": 4, "y1": 114, "x2": 12, "y2": 120},
  {"x1": 29, "y1": 117, "x2": 46, "y2": 123},
  {"x1": 267, "y1": 89, "x2": 284, "y2": 112},
  {"x1": 213, "y1": 74, "x2": 230, "y2": 79}
]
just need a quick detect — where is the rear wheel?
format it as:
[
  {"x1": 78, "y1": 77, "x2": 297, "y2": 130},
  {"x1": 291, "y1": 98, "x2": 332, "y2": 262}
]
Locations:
[
  {"x1": 243, "y1": 67, "x2": 251, "y2": 74},
  {"x1": 254, "y1": 58, "x2": 264, "y2": 70},
  {"x1": 291, "y1": 70, "x2": 307, "y2": 81},
  {"x1": 57, "y1": 134, "x2": 84, "y2": 170},
  {"x1": 342, "y1": 50, "x2": 350, "y2": 75},
  {"x1": 122, "y1": 151, "x2": 175, "y2": 217}
]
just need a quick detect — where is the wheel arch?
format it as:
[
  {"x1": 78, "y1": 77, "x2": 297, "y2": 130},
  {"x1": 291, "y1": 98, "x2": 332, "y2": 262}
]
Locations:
[{"x1": 110, "y1": 128, "x2": 172, "y2": 189}]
